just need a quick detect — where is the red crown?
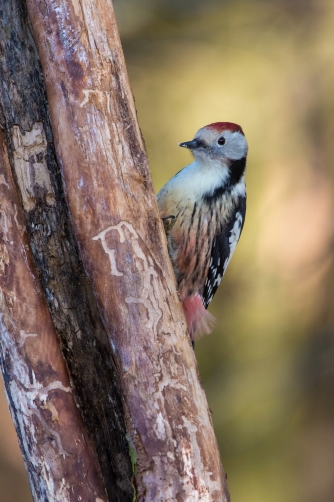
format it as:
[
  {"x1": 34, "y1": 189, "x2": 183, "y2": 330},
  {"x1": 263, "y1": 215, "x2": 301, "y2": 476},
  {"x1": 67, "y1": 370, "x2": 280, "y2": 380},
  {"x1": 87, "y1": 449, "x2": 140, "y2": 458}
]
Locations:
[{"x1": 205, "y1": 122, "x2": 244, "y2": 135}]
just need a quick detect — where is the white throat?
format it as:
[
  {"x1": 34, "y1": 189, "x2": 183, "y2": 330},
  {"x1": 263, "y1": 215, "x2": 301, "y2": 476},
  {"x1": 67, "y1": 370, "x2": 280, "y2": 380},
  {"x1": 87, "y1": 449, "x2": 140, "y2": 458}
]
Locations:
[{"x1": 174, "y1": 159, "x2": 230, "y2": 199}]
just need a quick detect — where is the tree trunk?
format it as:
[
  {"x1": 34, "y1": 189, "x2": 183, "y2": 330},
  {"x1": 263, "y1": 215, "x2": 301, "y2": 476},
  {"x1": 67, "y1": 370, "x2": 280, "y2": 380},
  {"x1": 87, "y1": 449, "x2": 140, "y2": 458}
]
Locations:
[
  {"x1": 0, "y1": 128, "x2": 107, "y2": 501},
  {"x1": 0, "y1": 1, "x2": 133, "y2": 500},
  {"x1": 0, "y1": 0, "x2": 230, "y2": 500}
]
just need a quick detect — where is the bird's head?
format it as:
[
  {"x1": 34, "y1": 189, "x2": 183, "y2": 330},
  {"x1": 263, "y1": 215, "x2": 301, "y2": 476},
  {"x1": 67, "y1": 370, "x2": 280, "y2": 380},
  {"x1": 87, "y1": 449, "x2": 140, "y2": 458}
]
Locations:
[{"x1": 179, "y1": 122, "x2": 248, "y2": 166}]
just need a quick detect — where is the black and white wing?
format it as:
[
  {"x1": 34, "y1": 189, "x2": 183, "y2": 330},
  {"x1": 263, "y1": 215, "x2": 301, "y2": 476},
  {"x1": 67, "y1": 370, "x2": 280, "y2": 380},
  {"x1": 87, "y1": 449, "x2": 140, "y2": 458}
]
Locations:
[{"x1": 202, "y1": 198, "x2": 246, "y2": 309}]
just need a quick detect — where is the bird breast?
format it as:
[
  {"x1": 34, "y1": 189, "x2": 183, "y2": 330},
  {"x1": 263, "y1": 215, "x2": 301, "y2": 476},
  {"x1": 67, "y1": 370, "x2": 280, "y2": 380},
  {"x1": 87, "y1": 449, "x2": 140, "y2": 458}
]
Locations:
[{"x1": 164, "y1": 191, "x2": 240, "y2": 299}]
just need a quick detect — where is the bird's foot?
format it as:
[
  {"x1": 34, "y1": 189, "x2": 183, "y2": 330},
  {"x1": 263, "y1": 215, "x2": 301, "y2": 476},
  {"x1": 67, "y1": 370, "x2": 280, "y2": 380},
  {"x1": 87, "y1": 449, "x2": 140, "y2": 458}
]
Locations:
[{"x1": 161, "y1": 214, "x2": 177, "y2": 233}]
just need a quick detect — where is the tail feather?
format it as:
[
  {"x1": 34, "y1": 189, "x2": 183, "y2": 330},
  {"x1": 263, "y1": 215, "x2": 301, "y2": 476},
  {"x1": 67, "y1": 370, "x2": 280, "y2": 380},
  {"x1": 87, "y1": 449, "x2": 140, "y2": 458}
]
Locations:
[{"x1": 182, "y1": 294, "x2": 216, "y2": 342}]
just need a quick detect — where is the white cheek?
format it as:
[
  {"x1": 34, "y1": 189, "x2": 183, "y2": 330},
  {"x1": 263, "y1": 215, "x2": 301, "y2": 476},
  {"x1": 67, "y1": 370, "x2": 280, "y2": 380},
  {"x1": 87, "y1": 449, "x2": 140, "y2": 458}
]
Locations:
[{"x1": 224, "y1": 132, "x2": 248, "y2": 160}]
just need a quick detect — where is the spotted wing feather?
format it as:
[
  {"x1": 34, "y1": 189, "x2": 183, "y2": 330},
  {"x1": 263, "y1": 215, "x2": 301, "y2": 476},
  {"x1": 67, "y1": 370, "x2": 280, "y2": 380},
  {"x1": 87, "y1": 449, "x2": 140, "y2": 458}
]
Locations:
[{"x1": 203, "y1": 197, "x2": 246, "y2": 308}]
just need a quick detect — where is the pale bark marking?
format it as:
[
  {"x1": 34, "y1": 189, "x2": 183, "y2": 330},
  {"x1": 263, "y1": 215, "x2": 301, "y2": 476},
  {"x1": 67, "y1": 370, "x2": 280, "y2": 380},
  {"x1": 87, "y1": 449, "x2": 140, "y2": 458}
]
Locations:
[
  {"x1": 178, "y1": 415, "x2": 222, "y2": 498},
  {"x1": 12, "y1": 204, "x2": 21, "y2": 230},
  {"x1": 0, "y1": 313, "x2": 70, "y2": 455},
  {"x1": 93, "y1": 221, "x2": 163, "y2": 334},
  {"x1": 0, "y1": 242, "x2": 9, "y2": 273},
  {"x1": 80, "y1": 90, "x2": 112, "y2": 113},
  {"x1": 179, "y1": 444, "x2": 210, "y2": 502},
  {"x1": 18, "y1": 329, "x2": 38, "y2": 347},
  {"x1": 11, "y1": 123, "x2": 55, "y2": 211},
  {"x1": 79, "y1": 0, "x2": 114, "y2": 60},
  {"x1": 154, "y1": 411, "x2": 166, "y2": 440},
  {"x1": 0, "y1": 192, "x2": 11, "y2": 272},
  {"x1": 0, "y1": 174, "x2": 9, "y2": 188},
  {"x1": 92, "y1": 226, "x2": 124, "y2": 277},
  {"x1": 0, "y1": 204, "x2": 12, "y2": 241}
]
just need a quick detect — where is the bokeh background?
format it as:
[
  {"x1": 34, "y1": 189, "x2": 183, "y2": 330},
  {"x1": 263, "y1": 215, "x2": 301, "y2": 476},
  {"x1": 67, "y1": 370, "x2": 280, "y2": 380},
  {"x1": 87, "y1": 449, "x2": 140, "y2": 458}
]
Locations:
[{"x1": 1, "y1": 0, "x2": 334, "y2": 500}]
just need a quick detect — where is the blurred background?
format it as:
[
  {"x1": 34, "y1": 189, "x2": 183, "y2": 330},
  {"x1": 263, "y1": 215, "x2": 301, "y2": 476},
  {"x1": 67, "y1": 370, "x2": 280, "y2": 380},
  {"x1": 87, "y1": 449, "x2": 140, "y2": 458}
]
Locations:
[{"x1": 1, "y1": 0, "x2": 334, "y2": 500}]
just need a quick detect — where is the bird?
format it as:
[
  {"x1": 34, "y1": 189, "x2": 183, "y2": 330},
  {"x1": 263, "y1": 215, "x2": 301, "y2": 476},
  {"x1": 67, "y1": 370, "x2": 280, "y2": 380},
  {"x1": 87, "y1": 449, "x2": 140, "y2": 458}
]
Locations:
[{"x1": 158, "y1": 122, "x2": 248, "y2": 342}]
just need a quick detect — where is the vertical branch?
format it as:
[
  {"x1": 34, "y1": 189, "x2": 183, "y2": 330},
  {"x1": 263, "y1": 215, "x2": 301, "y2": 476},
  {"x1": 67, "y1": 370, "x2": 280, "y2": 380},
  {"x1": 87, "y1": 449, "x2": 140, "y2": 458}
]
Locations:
[
  {"x1": 25, "y1": 0, "x2": 229, "y2": 500},
  {"x1": 0, "y1": 128, "x2": 106, "y2": 501},
  {"x1": 0, "y1": 1, "x2": 133, "y2": 500}
]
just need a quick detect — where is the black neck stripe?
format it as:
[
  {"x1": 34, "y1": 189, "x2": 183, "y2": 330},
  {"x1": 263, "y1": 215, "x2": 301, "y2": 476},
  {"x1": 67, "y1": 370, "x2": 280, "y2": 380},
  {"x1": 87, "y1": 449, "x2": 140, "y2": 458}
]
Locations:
[
  {"x1": 203, "y1": 185, "x2": 225, "y2": 203},
  {"x1": 229, "y1": 156, "x2": 246, "y2": 186},
  {"x1": 202, "y1": 156, "x2": 246, "y2": 203}
]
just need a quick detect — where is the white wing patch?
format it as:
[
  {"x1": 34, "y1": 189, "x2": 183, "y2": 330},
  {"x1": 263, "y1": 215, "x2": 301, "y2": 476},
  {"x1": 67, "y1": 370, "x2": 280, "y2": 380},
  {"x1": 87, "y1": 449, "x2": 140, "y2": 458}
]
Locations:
[
  {"x1": 223, "y1": 211, "x2": 243, "y2": 271},
  {"x1": 204, "y1": 210, "x2": 244, "y2": 307}
]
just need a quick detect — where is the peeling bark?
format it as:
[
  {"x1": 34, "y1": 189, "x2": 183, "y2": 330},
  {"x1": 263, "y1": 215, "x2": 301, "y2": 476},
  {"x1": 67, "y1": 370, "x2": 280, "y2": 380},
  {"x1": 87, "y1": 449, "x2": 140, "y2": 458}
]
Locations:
[
  {"x1": 0, "y1": 128, "x2": 107, "y2": 501},
  {"x1": 0, "y1": 1, "x2": 133, "y2": 500},
  {"x1": 23, "y1": 0, "x2": 230, "y2": 500}
]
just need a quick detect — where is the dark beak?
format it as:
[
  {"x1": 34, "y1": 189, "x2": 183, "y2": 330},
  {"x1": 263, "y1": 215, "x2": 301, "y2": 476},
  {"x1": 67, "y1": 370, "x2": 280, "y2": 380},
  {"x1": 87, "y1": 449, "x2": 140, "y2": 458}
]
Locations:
[{"x1": 179, "y1": 139, "x2": 204, "y2": 150}]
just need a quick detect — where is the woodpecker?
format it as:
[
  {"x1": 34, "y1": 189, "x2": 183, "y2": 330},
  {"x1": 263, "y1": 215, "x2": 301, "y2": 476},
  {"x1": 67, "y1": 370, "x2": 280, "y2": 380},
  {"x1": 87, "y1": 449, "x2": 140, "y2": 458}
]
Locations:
[{"x1": 158, "y1": 122, "x2": 248, "y2": 342}]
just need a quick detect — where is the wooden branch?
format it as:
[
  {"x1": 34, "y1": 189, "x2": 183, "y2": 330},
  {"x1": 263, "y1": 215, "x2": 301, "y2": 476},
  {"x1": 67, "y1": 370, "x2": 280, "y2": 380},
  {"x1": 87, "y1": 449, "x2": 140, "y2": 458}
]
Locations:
[
  {"x1": 0, "y1": 1, "x2": 133, "y2": 500},
  {"x1": 25, "y1": 0, "x2": 230, "y2": 500},
  {"x1": 0, "y1": 128, "x2": 107, "y2": 500}
]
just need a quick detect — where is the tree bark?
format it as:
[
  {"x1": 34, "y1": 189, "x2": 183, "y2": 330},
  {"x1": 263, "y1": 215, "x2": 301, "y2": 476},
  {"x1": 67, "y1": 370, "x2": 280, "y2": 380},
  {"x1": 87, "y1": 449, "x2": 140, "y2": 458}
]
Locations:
[
  {"x1": 24, "y1": 1, "x2": 230, "y2": 501},
  {"x1": 0, "y1": 1, "x2": 133, "y2": 500},
  {"x1": 0, "y1": 128, "x2": 107, "y2": 501}
]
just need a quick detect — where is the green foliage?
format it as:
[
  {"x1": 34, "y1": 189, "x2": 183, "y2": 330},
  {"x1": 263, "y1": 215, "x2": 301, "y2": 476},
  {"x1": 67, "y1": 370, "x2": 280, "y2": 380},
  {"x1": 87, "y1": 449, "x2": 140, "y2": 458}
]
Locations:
[{"x1": 126, "y1": 434, "x2": 137, "y2": 501}]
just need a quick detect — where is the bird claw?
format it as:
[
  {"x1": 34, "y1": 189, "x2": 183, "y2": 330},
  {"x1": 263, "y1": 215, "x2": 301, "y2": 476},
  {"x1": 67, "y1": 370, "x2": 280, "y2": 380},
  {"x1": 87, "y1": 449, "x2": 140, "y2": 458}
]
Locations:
[
  {"x1": 161, "y1": 214, "x2": 177, "y2": 233},
  {"x1": 161, "y1": 215, "x2": 177, "y2": 261}
]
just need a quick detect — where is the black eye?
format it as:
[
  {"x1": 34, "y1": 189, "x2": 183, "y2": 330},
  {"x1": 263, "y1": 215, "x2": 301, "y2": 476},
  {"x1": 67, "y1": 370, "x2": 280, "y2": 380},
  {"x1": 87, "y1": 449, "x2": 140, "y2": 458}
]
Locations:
[{"x1": 218, "y1": 137, "x2": 226, "y2": 145}]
